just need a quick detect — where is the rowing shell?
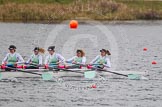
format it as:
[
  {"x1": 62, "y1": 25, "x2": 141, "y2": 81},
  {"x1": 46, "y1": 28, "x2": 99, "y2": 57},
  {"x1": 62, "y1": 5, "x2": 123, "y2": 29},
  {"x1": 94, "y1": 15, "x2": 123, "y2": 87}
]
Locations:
[{"x1": 0, "y1": 68, "x2": 148, "y2": 79}]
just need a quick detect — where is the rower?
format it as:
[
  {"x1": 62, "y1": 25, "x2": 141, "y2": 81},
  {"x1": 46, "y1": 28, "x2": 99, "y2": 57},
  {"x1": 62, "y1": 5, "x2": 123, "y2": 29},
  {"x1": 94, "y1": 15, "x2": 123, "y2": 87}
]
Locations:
[
  {"x1": 66, "y1": 49, "x2": 86, "y2": 68},
  {"x1": 88, "y1": 49, "x2": 111, "y2": 69},
  {"x1": 1, "y1": 45, "x2": 24, "y2": 69},
  {"x1": 44, "y1": 46, "x2": 67, "y2": 69},
  {"x1": 25, "y1": 47, "x2": 44, "y2": 69}
]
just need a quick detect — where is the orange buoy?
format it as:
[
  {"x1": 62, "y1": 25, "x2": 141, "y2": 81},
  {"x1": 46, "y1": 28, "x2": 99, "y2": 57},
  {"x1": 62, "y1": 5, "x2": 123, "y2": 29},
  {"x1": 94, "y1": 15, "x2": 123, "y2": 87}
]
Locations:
[
  {"x1": 143, "y1": 48, "x2": 148, "y2": 51},
  {"x1": 152, "y1": 61, "x2": 157, "y2": 65},
  {"x1": 70, "y1": 20, "x2": 78, "y2": 29},
  {"x1": 91, "y1": 84, "x2": 97, "y2": 88}
]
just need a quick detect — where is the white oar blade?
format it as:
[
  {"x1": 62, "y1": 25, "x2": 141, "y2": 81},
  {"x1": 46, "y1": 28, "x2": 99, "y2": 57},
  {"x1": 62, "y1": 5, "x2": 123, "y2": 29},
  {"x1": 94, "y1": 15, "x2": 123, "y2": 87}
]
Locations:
[
  {"x1": 84, "y1": 71, "x2": 96, "y2": 79},
  {"x1": 42, "y1": 73, "x2": 53, "y2": 80}
]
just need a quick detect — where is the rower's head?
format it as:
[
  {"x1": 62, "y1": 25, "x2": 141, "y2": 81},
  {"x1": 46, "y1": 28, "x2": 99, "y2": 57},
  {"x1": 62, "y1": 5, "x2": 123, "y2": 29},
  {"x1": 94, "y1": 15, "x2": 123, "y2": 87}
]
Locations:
[
  {"x1": 76, "y1": 49, "x2": 85, "y2": 57},
  {"x1": 8, "y1": 45, "x2": 16, "y2": 53},
  {"x1": 48, "y1": 46, "x2": 55, "y2": 55},
  {"x1": 34, "y1": 47, "x2": 39, "y2": 55},
  {"x1": 100, "y1": 49, "x2": 111, "y2": 56},
  {"x1": 33, "y1": 47, "x2": 45, "y2": 55}
]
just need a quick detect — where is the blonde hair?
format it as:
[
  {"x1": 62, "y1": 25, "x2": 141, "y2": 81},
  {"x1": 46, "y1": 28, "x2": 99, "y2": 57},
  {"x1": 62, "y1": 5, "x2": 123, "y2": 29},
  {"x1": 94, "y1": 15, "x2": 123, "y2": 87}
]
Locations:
[{"x1": 39, "y1": 48, "x2": 45, "y2": 54}]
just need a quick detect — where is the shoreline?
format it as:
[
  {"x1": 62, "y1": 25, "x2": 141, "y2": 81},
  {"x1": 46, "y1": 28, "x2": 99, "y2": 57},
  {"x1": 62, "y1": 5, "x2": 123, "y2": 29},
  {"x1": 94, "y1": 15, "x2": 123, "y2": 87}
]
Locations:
[
  {"x1": 0, "y1": 19, "x2": 162, "y2": 25},
  {"x1": 0, "y1": 14, "x2": 162, "y2": 24},
  {"x1": 0, "y1": 0, "x2": 162, "y2": 23}
]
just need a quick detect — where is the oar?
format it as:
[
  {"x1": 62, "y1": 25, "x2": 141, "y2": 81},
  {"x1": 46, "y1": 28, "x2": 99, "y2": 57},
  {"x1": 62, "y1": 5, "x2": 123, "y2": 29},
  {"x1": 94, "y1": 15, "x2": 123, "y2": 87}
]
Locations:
[
  {"x1": 75, "y1": 64, "x2": 147, "y2": 80},
  {"x1": 0, "y1": 67, "x2": 53, "y2": 80},
  {"x1": 92, "y1": 67, "x2": 147, "y2": 80}
]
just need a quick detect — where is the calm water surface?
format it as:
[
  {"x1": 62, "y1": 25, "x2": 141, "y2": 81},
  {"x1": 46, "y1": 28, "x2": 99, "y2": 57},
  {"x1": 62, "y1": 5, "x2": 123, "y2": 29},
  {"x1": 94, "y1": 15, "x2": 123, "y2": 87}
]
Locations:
[{"x1": 0, "y1": 21, "x2": 162, "y2": 107}]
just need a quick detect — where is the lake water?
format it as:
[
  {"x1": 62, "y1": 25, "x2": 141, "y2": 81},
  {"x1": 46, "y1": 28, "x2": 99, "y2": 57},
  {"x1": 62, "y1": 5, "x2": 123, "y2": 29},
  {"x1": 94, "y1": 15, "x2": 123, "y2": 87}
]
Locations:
[{"x1": 0, "y1": 21, "x2": 162, "y2": 107}]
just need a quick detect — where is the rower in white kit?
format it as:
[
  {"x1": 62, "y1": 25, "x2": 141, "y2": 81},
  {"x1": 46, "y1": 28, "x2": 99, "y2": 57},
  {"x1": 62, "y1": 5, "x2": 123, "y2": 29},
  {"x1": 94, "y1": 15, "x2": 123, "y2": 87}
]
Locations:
[
  {"x1": 44, "y1": 46, "x2": 67, "y2": 69},
  {"x1": 88, "y1": 49, "x2": 111, "y2": 69},
  {"x1": 25, "y1": 47, "x2": 44, "y2": 69},
  {"x1": 66, "y1": 49, "x2": 86, "y2": 68},
  {"x1": 1, "y1": 45, "x2": 24, "y2": 70}
]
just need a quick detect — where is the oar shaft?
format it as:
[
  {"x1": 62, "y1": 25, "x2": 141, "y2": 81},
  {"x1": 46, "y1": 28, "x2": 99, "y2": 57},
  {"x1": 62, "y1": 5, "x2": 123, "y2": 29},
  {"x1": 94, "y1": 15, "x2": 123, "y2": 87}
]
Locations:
[
  {"x1": 103, "y1": 70, "x2": 128, "y2": 77},
  {"x1": 93, "y1": 67, "x2": 128, "y2": 77},
  {"x1": 6, "y1": 67, "x2": 42, "y2": 76}
]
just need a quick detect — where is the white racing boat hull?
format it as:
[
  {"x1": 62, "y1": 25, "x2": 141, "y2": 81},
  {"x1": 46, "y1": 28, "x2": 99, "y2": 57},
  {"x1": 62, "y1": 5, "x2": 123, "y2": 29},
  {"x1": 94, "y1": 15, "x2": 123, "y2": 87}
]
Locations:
[{"x1": 0, "y1": 68, "x2": 148, "y2": 79}]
